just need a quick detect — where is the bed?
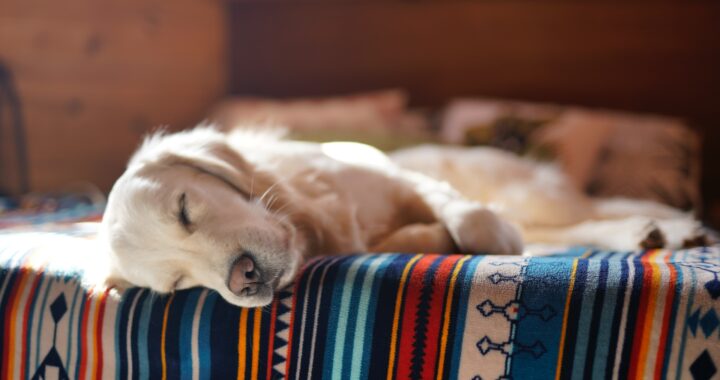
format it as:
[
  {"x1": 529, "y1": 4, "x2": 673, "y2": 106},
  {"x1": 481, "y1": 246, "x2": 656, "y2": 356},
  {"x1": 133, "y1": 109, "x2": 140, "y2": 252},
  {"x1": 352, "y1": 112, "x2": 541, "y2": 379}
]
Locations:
[{"x1": 1, "y1": 207, "x2": 718, "y2": 379}]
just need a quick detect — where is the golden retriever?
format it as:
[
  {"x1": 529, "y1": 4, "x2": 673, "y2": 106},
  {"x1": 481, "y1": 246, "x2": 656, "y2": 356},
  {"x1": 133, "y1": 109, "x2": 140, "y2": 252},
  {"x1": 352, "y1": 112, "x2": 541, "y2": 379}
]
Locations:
[{"x1": 100, "y1": 127, "x2": 523, "y2": 307}]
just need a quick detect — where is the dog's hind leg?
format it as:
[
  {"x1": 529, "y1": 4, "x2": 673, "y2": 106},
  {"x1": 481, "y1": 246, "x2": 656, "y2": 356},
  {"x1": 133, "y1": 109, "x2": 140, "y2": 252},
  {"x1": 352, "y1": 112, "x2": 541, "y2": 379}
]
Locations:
[{"x1": 370, "y1": 223, "x2": 458, "y2": 254}]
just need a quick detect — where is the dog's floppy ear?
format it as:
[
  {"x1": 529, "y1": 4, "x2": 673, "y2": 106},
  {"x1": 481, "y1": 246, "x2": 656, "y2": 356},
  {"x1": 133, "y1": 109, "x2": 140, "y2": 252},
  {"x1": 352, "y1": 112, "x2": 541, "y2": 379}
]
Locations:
[{"x1": 156, "y1": 141, "x2": 257, "y2": 196}]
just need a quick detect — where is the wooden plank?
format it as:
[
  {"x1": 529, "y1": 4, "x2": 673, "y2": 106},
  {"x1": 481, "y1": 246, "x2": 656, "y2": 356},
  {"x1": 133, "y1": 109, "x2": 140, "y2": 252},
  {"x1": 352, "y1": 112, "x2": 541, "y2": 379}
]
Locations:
[{"x1": 0, "y1": 0, "x2": 227, "y2": 193}]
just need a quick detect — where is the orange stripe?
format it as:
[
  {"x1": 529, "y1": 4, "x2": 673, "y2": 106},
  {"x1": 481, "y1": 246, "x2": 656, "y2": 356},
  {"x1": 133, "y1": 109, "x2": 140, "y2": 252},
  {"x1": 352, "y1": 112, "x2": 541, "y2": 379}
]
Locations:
[
  {"x1": 4, "y1": 268, "x2": 30, "y2": 379},
  {"x1": 252, "y1": 308, "x2": 262, "y2": 379},
  {"x1": 555, "y1": 259, "x2": 579, "y2": 380},
  {"x1": 635, "y1": 250, "x2": 662, "y2": 378},
  {"x1": 435, "y1": 256, "x2": 470, "y2": 380},
  {"x1": 237, "y1": 308, "x2": 249, "y2": 380},
  {"x1": 386, "y1": 254, "x2": 422, "y2": 380},
  {"x1": 161, "y1": 294, "x2": 174, "y2": 380},
  {"x1": 654, "y1": 250, "x2": 677, "y2": 377}
]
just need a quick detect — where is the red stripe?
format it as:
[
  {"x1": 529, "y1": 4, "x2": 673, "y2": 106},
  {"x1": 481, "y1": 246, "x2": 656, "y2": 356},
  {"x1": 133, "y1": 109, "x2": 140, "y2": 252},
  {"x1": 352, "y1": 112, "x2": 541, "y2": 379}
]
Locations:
[
  {"x1": 94, "y1": 290, "x2": 109, "y2": 379},
  {"x1": 628, "y1": 251, "x2": 654, "y2": 377},
  {"x1": 654, "y1": 251, "x2": 677, "y2": 377},
  {"x1": 422, "y1": 256, "x2": 461, "y2": 379},
  {"x1": 395, "y1": 255, "x2": 438, "y2": 380},
  {"x1": 78, "y1": 294, "x2": 92, "y2": 379},
  {"x1": 266, "y1": 298, "x2": 278, "y2": 380},
  {"x1": 20, "y1": 272, "x2": 43, "y2": 380}
]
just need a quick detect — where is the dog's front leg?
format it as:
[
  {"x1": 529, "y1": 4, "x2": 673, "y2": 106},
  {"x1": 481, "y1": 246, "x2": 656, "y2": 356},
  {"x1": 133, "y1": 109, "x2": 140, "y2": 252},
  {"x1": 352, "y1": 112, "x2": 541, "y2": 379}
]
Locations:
[{"x1": 400, "y1": 170, "x2": 523, "y2": 255}]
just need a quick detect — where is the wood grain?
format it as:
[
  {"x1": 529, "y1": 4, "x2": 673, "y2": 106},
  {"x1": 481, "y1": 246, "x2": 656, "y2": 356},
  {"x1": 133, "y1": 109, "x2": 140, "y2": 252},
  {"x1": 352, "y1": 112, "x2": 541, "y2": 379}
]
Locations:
[{"x1": 0, "y1": 0, "x2": 228, "y2": 193}]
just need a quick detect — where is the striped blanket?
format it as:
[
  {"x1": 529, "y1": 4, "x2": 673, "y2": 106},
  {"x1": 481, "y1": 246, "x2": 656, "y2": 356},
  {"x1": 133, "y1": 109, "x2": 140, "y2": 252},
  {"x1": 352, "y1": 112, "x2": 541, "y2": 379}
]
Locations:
[{"x1": 0, "y1": 231, "x2": 718, "y2": 379}]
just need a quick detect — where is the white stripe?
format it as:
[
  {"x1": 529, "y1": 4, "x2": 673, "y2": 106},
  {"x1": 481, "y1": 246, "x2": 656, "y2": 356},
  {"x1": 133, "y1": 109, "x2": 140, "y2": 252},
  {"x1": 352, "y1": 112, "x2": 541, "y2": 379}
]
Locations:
[
  {"x1": 293, "y1": 260, "x2": 325, "y2": 380},
  {"x1": 612, "y1": 253, "x2": 637, "y2": 377},
  {"x1": 124, "y1": 291, "x2": 143, "y2": 380},
  {"x1": 305, "y1": 257, "x2": 344, "y2": 379},
  {"x1": 349, "y1": 256, "x2": 390, "y2": 378},
  {"x1": 330, "y1": 255, "x2": 374, "y2": 380},
  {"x1": 28, "y1": 274, "x2": 50, "y2": 372},
  {"x1": 191, "y1": 290, "x2": 208, "y2": 380}
]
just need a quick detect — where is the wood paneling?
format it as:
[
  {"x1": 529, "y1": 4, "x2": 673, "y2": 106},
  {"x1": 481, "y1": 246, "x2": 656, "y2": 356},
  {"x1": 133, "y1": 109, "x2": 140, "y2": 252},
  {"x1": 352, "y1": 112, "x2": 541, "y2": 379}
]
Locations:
[
  {"x1": 0, "y1": 0, "x2": 227, "y2": 193},
  {"x1": 228, "y1": 1, "x2": 720, "y2": 225}
]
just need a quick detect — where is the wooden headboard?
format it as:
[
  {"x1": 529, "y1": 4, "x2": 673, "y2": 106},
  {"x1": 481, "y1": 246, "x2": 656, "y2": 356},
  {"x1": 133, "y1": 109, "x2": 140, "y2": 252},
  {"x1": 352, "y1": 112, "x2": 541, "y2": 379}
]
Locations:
[{"x1": 227, "y1": 0, "x2": 720, "y2": 225}]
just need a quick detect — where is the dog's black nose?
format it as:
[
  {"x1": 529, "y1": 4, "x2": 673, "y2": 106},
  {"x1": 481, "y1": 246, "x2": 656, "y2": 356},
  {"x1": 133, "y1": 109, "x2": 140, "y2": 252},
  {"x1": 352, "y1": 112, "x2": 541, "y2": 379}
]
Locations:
[{"x1": 229, "y1": 254, "x2": 262, "y2": 296}]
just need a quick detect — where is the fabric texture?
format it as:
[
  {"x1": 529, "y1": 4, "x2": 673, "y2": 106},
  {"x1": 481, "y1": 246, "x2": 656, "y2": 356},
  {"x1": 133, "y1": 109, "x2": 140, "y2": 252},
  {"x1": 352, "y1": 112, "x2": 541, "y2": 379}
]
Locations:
[{"x1": 0, "y1": 228, "x2": 718, "y2": 380}]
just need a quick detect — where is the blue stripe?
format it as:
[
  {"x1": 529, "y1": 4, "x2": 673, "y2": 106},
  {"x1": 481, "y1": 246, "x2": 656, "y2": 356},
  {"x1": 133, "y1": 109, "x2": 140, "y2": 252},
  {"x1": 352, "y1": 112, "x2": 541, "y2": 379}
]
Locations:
[
  {"x1": 180, "y1": 290, "x2": 201, "y2": 380},
  {"x1": 448, "y1": 255, "x2": 483, "y2": 377},
  {"x1": 199, "y1": 291, "x2": 217, "y2": 380},
  {"x1": 359, "y1": 257, "x2": 393, "y2": 380},
  {"x1": 321, "y1": 256, "x2": 356, "y2": 380},
  {"x1": 511, "y1": 256, "x2": 576, "y2": 378},
  {"x1": 342, "y1": 256, "x2": 376, "y2": 377},
  {"x1": 331, "y1": 255, "x2": 374, "y2": 380},
  {"x1": 571, "y1": 258, "x2": 603, "y2": 379},
  {"x1": 350, "y1": 255, "x2": 392, "y2": 380},
  {"x1": 603, "y1": 252, "x2": 631, "y2": 378},
  {"x1": 590, "y1": 258, "x2": 620, "y2": 377},
  {"x1": 137, "y1": 291, "x2": 155, "y2": 380}
]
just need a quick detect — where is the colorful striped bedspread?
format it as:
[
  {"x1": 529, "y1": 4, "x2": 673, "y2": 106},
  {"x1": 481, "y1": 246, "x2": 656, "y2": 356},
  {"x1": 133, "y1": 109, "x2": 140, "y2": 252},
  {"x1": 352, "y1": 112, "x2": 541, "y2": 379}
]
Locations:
[{"x1": 0, "y1": 228, "x2": 719, "y2": 379}]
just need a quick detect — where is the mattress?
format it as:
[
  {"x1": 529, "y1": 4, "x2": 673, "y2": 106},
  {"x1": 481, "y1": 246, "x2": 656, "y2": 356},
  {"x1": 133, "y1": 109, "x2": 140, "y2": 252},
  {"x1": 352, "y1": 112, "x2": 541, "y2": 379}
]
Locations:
[{"x1": 0, "y1": 221, "x2": 718, "y2": 380}]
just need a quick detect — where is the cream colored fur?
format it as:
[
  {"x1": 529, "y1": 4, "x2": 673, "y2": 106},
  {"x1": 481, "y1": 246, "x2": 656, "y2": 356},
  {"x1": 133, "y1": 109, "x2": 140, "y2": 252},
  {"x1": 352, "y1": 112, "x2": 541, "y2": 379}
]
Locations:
[
  {"x1": 390, "y1": 145, "x2": 704, "y2": 253},
  {"x1": 100, "y1": 127, "x2": 522, "y2": 307}
]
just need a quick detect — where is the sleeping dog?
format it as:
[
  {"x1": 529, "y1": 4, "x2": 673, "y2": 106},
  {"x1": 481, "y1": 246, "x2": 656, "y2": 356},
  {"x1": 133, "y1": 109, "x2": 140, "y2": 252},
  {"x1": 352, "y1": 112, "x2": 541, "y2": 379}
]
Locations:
[{"x1": 99, "y1": 127, "x2": 523, "y2": 307}]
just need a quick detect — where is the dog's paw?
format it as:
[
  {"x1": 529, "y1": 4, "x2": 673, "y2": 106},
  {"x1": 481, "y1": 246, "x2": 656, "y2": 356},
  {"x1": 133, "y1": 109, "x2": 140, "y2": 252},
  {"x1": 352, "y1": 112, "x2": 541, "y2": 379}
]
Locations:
[
  {"x1": 443, "y1": 202, "x2": 524, "y2": 255},
  {"x1": 639, "y1": 222, "x2": 667, "y2": 250},
  {"x1": 83, "y1": 271, "x2": 132, "y2": 300}
]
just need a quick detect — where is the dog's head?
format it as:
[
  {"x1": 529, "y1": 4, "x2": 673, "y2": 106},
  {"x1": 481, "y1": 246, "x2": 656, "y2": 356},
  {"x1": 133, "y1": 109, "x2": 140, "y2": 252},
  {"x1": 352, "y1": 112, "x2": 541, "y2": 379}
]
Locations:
[{"x1": 101, "y1": 128, "x2": 303, "y2": 307}]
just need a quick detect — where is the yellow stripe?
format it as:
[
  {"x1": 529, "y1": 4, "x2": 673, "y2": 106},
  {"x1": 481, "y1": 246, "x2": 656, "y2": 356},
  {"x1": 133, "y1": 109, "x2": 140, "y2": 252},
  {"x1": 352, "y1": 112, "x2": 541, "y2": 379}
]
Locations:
[
  {"x1": 636, "y1": 250, "x2": 662, "y2": 378},
  {"x1": 237, "y1": 308, "x2": 249, "y2": 380},
  {"x1": 386, "y1": 254, "x2": 422, "y2": 380},
  {"x1": 161, "y1": 294, "x2": 174, "y2": 380},
  {"x1": 251, "y1": 308, "x2": 262, "y2": 380},
  {"x1": 555, "y1": 259, "x2": 579, "y2": 380},
  {"x1": 435, "y1": 256, "x2": 471, "y2": 380}
]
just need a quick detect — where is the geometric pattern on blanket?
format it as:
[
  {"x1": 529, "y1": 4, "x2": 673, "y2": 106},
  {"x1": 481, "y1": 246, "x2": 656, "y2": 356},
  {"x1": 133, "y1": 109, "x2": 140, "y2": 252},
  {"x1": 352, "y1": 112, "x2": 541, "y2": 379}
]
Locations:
[{"x1": 0, "y1": 233, "x2": 718, "y2": 379}]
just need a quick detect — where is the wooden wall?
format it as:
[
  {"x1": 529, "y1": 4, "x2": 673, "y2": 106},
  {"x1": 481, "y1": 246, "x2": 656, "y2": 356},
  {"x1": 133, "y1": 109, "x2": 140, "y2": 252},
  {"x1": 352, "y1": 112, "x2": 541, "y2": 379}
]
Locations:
[
  {"x1": 0, "y1": 0, "x2": 227, "y2": 194},
  {"x1": 228, "y1": 1, "x2": 720, "y2": 225}
]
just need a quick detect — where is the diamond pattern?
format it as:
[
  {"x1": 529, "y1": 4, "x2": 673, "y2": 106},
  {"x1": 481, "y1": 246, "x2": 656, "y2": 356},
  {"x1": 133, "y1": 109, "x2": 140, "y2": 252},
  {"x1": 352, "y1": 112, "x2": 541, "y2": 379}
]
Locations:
[
  {"x1": 49, "y1": 294, "x2": 67, "y2": 323},
  {"x1": 705, "y1": 279, "x2": 720, "y2": 300},
  {"x1": 688, "y1": 309, "x2": 701, "y2": 337},
  {"x1": 699, "y1": 309, "x2": 719, "y2": 338},
  {"x1": 690, "y1": 350, "x2": 717, "y2": 380}
]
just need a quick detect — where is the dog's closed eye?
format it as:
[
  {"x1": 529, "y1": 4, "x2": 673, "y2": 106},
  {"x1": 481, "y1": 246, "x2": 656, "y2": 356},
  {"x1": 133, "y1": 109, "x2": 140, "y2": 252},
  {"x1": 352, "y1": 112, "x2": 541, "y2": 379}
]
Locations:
[{"x1": 178, "y1": 193, "x2": 193, "y2": 232}]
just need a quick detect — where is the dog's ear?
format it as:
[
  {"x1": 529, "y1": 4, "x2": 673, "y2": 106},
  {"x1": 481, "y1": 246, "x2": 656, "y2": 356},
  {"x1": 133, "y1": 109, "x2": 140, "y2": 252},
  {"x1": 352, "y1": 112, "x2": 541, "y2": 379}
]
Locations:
[{"x1": 157, "y1": 142, "x2": 257, "y2": 197}]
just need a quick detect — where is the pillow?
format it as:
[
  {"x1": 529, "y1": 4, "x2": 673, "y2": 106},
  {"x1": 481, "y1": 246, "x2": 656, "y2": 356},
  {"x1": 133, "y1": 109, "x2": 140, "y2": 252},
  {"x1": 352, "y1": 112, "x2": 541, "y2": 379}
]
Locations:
[
  {"x1": 440, "y1": 98, "x2": 701, "y2": 211},
  {"x1": 207, "y1": 89, "x2": 433, "y2": 150}
]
